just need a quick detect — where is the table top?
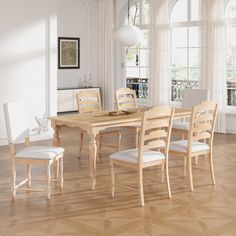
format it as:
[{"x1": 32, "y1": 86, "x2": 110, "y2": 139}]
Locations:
[{"x1": 49, "y1": 108, "x2": 191, "y2": 128}]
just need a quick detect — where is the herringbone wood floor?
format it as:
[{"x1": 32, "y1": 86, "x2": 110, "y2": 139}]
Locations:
[{"x1": 0, "y1": 127, "x2": 236, "y2": 236}]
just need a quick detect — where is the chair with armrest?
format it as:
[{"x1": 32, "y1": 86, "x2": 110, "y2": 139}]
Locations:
[
  {"x1": 76, "y1": 89, "x2": 121, "y2": 159},
  {"x1": 4, "y1": 100, "x2": 64, "y2": 200},
  {"x1": 168, "y1": 101, "x2": 218, "y2": 191},
  {"x1": 109, "y1": 106, "x2": 175, "y2": 207}
]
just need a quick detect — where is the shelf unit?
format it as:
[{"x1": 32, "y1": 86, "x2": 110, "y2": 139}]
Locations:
[{"x1": 57, "y1": 87, "x2": 100, "y2": 113}]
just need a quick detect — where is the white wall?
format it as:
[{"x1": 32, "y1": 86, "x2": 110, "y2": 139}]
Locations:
[
  {"x1": 0, "y1": 0, "x2": 99, "y2": 145},
  {"x1": 0, "y1": 0, "x2": 57, "y2": 145},
  {"x1": 57, "y1": 0, "x2": 98, "y2": 89}
]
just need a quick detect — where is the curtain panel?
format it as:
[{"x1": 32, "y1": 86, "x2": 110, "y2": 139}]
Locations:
[
  {"x1": 201, "y1": 0, "x2": 226, "y2": 133},
  {"x1": 149, "y1": 0, "x2": 170, "y2": 106},
  {"x1": 98, "y1": 0, "x2": 115, "y2": 110}
]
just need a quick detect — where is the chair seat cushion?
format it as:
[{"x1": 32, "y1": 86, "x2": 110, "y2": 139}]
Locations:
[
  {"x1": 169, "y1": 140, "x2": 209, "y2": 153},
  {"x1": 16, "y1": 146, "x2": 64, "y2": 160},
  {"x1": 172, "y1": 120, "x2": 189, "y2": 130},
  {"x1": 110, "y1": 148, "x2": 165, "y2": 164}
]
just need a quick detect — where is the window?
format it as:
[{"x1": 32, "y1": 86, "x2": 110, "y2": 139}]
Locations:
[
  {"x1": 170, "y1": 0, "x2": 201, "y2": 102},
  {"x1": 125, "y1": 0, "x2": 150, "y2": 103},
  {"x1": 226, "y1": 0, "x2": 236, "y2": 106}
]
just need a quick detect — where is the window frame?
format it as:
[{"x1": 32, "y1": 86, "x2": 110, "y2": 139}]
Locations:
[
  {"x1": 169, "y1": 0, "x2": 201, "y2": 106},
  {"x1": 124, "y1": 0, "x2": 150, "y2": 106},
  {"x1": 225, "y1": 0, "x2": 236, "y2": 112}
]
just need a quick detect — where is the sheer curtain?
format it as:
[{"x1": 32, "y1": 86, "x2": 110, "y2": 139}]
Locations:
[
  {"x1": 98, "y1": 0, "x2": 115, "y2": 110},
  {"x1": 149, "y1": 0, "x2": 170, "y2": 106},
  {"x1": 201, "y1": 0, "x2": 226, "y2": 133}
]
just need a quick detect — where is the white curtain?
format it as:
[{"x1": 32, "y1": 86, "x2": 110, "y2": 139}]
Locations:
[
  {"x1": 201, "y1": 0, "x2": 226, "y2": 133},
  {"x1": 149, "y1": 0, "x2": 170, "y2": 106},
  {"x1": 98, "y1": 0, "x2": 115, "y2": 110}
]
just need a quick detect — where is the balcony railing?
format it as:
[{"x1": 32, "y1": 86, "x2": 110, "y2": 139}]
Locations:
[
  {"x1": 126, "y1": 78, "x2": 236, "y2": 105},
  {"x1": 171, "y1": 79, "x2": 199, "y2": 101},
  {"x1": 126, "y1": 77, "x2": 148, "y2": 99},
  {"x1": 227, "y1": 80, "x2": 236, "y2": 106}
]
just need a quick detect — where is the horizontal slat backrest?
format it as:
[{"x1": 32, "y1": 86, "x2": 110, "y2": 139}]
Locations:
[
  {"x1": 76, "y1": 90, "x2": 102, "y2": 113},
  {"x1": 138, "y1": 106, "x2": 175, "y2": 164},
  {"x1": 189, "y1": 101, "x2": 218, "y2": 143},
  {"x1": 116, "y1": 88, "x2": 136, "y2": 110}
]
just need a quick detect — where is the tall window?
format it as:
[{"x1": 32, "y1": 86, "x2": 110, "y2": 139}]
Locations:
[
  {"x1": 226, "y1": 0, "x2": 236, "y2": 106},
  {"x1": 170, "y1": 0, "x2": 201, "y2": 101},
  {"x1": 125, "y1": 0, "x2": 150, "y2": 103}
]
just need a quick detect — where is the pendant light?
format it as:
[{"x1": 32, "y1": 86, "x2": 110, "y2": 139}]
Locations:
[{"x1": 115, "y1": 0, "x2": 143, "y2": 46}]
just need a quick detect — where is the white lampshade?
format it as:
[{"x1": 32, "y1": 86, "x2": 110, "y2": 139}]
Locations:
[{"x1": 115, "y1": 25, "x2": 143, "y2": 46}]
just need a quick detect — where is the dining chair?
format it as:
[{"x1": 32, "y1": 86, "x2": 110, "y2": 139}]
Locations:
[
  {"x1": 109, "y1": 106, "x2": 175, "y2": 207},
  {"x1": 116, "y1": 87, "x2": 139, "y2": 147},
  {"x1": 116, "y1": 87, "x2": 137, "y2": 111},
  {"x1": 168, "y1": 101, "x2": 218, "y2": 191},
  {"x1": 172, "y1": 89, "x2": 210, "y2": 138},
  {"x1": 76, "y1": 89, "x2": 121, "y2": 159},
  {"x1": 4, "y1": 100, "x2": 64, "y2": 200}
]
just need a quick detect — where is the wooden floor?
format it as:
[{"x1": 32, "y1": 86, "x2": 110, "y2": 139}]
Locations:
[{"x1": 0, "y1": 127, "x2": 236, "y2": 236}]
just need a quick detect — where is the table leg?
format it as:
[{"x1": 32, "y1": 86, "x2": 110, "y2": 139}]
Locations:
[
  {"x1": 88, "y1": 132, "x2": 98, "y2": 190},
  {"x1": 52, "y1": 126, "x2": 61, "y2": 147}
]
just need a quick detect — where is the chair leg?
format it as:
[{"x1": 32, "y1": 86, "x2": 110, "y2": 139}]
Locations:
[
  {"x1": 161, "y1": 160, "x2": 165, "y2": 183},
  {"x1": 209, "y1": 151, "x2": 216, "y2": 185},
  {"x1": 138, "y1": 168, "x2": 145, "y2": 207},
  {"x1": 165, "y1": 160, "x2": 171, "y2": 198},
  {"x1": 135, "y1": 128, "x2": 139, "y2": 148},
  {"x1": 117, "y1": 131, "x2": 122, "y2": 152},
  {"x1": 59, "y1": 157, "x2": 64, "y2": 190},
  {"x1": 97, "y1": 135, "x2": 101, "y2": 162},
  {"x1": 78, "y1": 131, "x2": 84, "y2": 159},
  {"x1": 12, "y1": 163, "x2": 16, "y2": 200},
  {"x1": 188, "y1": 156, "x2": 194, "y2": 191},
  {"x1": 194, "y1": 156, "x2": 199, "y2": 165},
  {"x1": 47, "y1": 164, "x2": 51, "y2": 199},
  {"x1": 27, "y1": 164, "x2": 31, "y2": 188},
  {"x1": 111, "y1": 160, "x2": 115, "y2": 197},
  {"x1": 184, "y1": 157, "x2": 187, "y2": 177}
]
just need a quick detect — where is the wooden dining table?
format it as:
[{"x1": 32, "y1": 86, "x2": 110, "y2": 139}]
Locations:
[{"x1": 50, "y1": 108, "x2": 191, "y2": 189}]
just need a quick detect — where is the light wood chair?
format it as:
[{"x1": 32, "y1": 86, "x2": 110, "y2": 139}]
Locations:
[
  {"x1": 172, "y1": 89, "x2": 210, "y2": 139},
  {"x1": 3, "y1": 101, "x2": 64, "y2": 200},
  {"x1": 116, "y1": 87, "x2": 137, "y2": 111},
  {"x1": 116, "y1": 87, "x2": 139, "y2": 147},
  {"x1": 76, "y1": 89, "x2": 121, "y2": 159},
  {"x1": 110, "y1": 106, "x2": 175, "y2": 207},
  {"x1": 168, "y1": 101, "x2": 218, "y2": 191}
]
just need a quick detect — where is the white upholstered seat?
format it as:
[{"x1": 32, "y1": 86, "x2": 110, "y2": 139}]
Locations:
[
  {"x1": 169, "y1": 140, "x2": 209, "y2": 153},
  {"x1": 16, "y1": 146, "x2": 64, "y2": 160},
  {"x1": 110, "y1": 148, "x2": 165, "y2": 164},
  {"x1": 172, "y1": 120, "x2": 189, "y2": 130}
]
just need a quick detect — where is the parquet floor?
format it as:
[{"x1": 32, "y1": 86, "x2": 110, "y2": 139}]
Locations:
[{"x1": 0, "y1": 127, "x2": 236, "y2": 236}]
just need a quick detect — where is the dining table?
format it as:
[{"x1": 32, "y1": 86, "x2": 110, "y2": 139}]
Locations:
[{"x1": 49, "y1": 108, "x2": 191, "y2": 190}]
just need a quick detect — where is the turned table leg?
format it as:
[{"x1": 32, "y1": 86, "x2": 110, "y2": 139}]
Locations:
[
  {"x1": 52, "y1": 125, "x2": 61, "y2": 147},
  {"x1": 88, "y1": 131, "x2": 98, "y2": 190}
]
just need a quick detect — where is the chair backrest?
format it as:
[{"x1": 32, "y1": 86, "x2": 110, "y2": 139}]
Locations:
[
  {"x1": 76, "y1": 89, "x2": 102, "y2": 113},
  {"x1": 116, "y1": 87, "x2": 137, "y2": 110},
  {"x1": 182, "y1": 89, "x2": 209, "y2": 108},
  {"x1": 138, "y1": 106, "x2": 175, "y2": 164},
  {"x1": 3, "y1": 100, "x2": 30, "y2": 144},
  {"x1": 188, "y1": 101, "x2": 218, "y2": 150}
]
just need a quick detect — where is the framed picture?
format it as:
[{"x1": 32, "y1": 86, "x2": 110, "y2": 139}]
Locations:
[{"x1": 58, "y1": 37, "x2": 80, "y2": 69}]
